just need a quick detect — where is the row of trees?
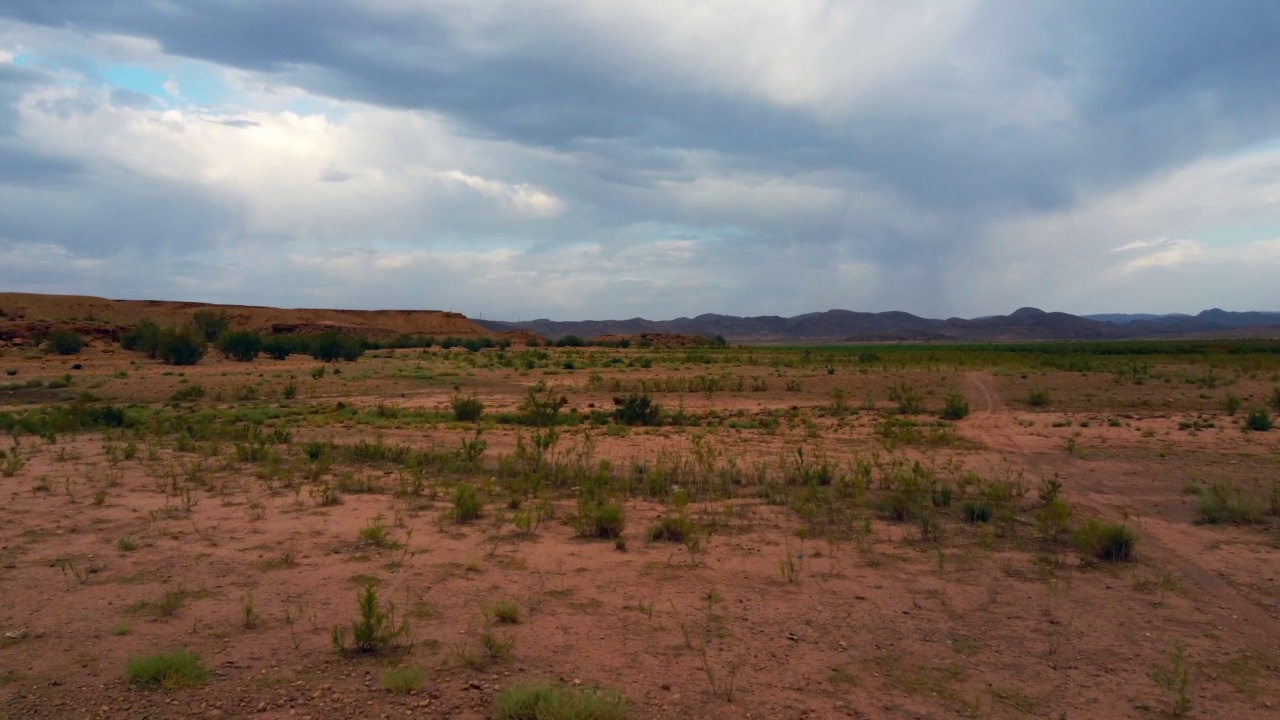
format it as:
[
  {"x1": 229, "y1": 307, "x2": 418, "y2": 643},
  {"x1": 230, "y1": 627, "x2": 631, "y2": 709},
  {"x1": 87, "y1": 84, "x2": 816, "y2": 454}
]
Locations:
[{"x1": 122, "y1": 319, "x2": 370, "y2": 365}]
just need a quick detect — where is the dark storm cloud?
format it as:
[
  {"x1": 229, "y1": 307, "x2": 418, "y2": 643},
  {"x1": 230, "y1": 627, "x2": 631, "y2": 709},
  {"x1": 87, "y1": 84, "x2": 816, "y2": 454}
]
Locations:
[
  {"x1": 1, "y1": 1, "x2": 1279, "y2": 316},
  {"x1": 6, "y1": 1, "x2": 1278, "y2": 216}
]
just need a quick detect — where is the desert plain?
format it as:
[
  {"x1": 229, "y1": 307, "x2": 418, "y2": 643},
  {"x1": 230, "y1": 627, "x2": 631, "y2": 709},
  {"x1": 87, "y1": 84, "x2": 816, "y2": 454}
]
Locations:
[{"x1": 0, "y1": 302, "x2": 1278, "y2": 720}]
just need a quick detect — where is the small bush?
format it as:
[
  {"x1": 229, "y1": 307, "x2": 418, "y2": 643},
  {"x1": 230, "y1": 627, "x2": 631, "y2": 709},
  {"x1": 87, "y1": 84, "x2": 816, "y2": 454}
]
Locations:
[
  {"x1": 495, "y1": 682, "x2": 628, "y2": 720},
  {"x1": 308, "y1": 332, "x2": 365, "y2": 362},
  {"x1": 555, "y1": 335, "x2": 586, "y2": 347},
  {"x1": 331, "y1": 582, "x2": 411, "y2": 654},
  {"x1": 491, "y1": 599, "x2": 522, "y2": 624},
  {"x1": 1197, "y1": 481, "x2": 1265, "y2": 525},
  {"x1": 940, "y1": 393, "x2": 970, "y2": 420},
  {"x1": 648, "y1": 514, "x2": 693, "y2": 542},
  {"x1": 262, "y1": 335, "x2": 296, "y2": 360},
  {"x1": 1073, "y1": 518, "x2": 1136, "y2": 562},
  {"x1": 169, "y1": 384, "x2": 205, "y2": 402},
  {"x1": 1224, "y1": 394, "x2": 1242, "y2": 415},
  {"x1": 1244, "y1": 408, "x2": 1274, "y2": 432},
  {"x1": 614, "y1": 393, "x2": 660, "y2": 426},
  {"x1": 574, "y1": 502, "x2": 626, "y2": 539},
  {"x1": 888, "y1": 382, "x2": 925, "y2": 414},
  {"x1": 191, "y1": 310, "x2": 230, "y2": 342},
  {"x1": 216, "y1": 330, "x2": 262, "y2": 361},
  {"x1": 1025, "y1": 389, "x2": 1051, "y2": 407},
  {"x1": 47, "y1": 328, "x2": 84, "y2": 355},
  {"x1": 157, "y1": 325, "x2": 206, "y2": 366},
  {"x1": 126, "y1": 650, "x2": 209, "y2": 689},
  {"x1": 359, "y1": 514, "x2": 392, "y2": 546},
  {"x1": 519, "y1": 382, "x2": 567, "y2": 426},
  {"x1": 451, "y1": 393, "x2": 484, "y2": 422},
  {"x1": 452, "y1": 484, "x2": 484, "y2": 522},
  {"x1": 382, "y1": 666, "x2": 426, "y2": 693},
  {"x1": 122, "y1": 320, "x2": 162, "y2": 357}
]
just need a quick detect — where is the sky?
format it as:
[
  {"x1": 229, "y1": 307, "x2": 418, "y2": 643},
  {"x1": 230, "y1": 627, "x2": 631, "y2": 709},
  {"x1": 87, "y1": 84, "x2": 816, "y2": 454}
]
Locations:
[{"x1": 1, "y1": 1, "x2": 1279, "y2": 321}]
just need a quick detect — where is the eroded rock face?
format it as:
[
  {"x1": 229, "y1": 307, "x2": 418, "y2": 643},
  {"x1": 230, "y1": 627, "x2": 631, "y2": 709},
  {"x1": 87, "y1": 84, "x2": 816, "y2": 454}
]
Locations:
[{"x1": 0, "y1": 320, "x2": 121, "y2": 344}]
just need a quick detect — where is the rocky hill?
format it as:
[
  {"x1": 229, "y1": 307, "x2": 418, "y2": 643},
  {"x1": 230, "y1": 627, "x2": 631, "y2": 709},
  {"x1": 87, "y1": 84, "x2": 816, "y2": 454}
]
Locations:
[
  {"x1": 0, "y1": 292, "x2": 495, "y2": 343},
  {"x1": 479, "y1": 306, "x2": 1280, "y2": 344}
]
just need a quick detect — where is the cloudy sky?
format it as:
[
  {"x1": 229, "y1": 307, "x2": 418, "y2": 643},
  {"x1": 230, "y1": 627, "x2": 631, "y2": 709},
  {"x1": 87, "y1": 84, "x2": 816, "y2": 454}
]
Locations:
[{"x1": 1, "y1": 1, "x2": 1278, "y2": 320}]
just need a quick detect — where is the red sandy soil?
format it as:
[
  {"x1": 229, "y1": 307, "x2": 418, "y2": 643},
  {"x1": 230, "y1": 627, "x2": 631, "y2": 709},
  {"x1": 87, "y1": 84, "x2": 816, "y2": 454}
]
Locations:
[{"x1": 0, "y1": 345, "x2": 1278, "y2": 719}]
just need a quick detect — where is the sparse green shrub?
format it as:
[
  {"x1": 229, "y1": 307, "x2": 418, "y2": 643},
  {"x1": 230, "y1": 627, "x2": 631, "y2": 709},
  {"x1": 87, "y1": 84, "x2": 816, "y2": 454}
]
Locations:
[
  {"x1": 1151, "y1": 644, "x2": 1193, "y2": 717},
  {"x1": 126, "y1": 650, "x2": 209, "y2": 689},
  {"x1": 452, "y1": 484, "x2": 484, "y2": 522},
  {"x1": 1223, "y1": 394, "x2": 1242, "y2": 415},
  {"x1": 216, "y1": 330, "x2": 262, "y2": 361},
  {"x1": 117, "y1": 536, "x2": 138, "y2": 552},
  {"x1": 262, "y1": 335, "x2": 296, "y2": 360},
  {"x1": 574, "y1": 502, "x2": 625, "y2": 539},
  {"x1": 157, "y1": 325, "x2": 206, "y2": 366},
  {"x1": 1073, "y1": 518, "x2": 1136, "y2": 562},
  {"x1": 495, "y1": 682, "x2": 628, "y2": 720},
  {"x1": 451, "y1": 393, "x2": 484, "y2": 422},
  {"x1": 358, "y1": 513, "x2": 391, "y2": 546},
  {"x1": 827, "y1": 387, "x2": 849, "y2": 414},
  {"x1": 940, "y1": 393, "x2": 970, "y2": 420},
  {"x1": 122, "y1": 320, "x2": 162, "y2": 358},
  {"x1": 308, "y1": 332, "x2": 365, "y2": 362},
  {"x1": 555, "y1": 335, "x2": 585, "y2": 347},
  {"x1": 888, "y1": 382, "x2": 925, "y2": 414},
  {"x1": 519, "y1": 382, "x2": 567, "y2": 426},
  {"x1": 47, "y1": 328, "x2": 84, "y2": 355},
  {"x1": 1197, "y1": 481, "x2": 1265, "y2": 524},
  {"x1": 961, "y1": 500, "x2": 993, "y2": 523},
  {"x1": 490, "y1": 599, "x2": 522, "y2": 624},
  {"x1": 168, "y1": 384, "x2": 205, "y2": 402},
  {"x1": 1025, "y1": 389, "x2": 1051, "y2": 407},
  {"x1": 648, "y1": 514, "x2": 693, "y2": 542},
  {"x1": 191, "y1": 310, "x2": 230, "y2": 342},
  {"x1": 124, "y1": 648, "x2": 207, "y2": 686},
  {"x1": 382, "y1": 666, "x2": 426, "y2": 693},
  {"x1": 331, "y1": 582, "x2": 411, "y2": 654},
  {"x1": 1034, "y1": 497, "x2": 1073, "y2": 543},
  {"x1": 614, "y1": 393, "x2": 660, "y2": 426},
  {"x1": 1244, "y1": 408, "x2": 1274, "y2": 432},
  {"x1": 481, "y1": 631, "x2": 516, "y2": 661}
]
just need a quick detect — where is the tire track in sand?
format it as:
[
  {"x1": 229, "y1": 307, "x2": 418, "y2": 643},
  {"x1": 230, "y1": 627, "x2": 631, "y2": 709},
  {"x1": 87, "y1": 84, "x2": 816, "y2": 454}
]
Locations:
[{"x1": 961, "y1": 371, "x2": 1280, "y2": 653}]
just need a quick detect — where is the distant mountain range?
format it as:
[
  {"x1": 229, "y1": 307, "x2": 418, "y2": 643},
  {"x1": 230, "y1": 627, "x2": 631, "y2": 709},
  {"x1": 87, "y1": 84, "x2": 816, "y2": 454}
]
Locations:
[{"x1": 477, "y1": 308, "x2": 1280, "y2": 344}]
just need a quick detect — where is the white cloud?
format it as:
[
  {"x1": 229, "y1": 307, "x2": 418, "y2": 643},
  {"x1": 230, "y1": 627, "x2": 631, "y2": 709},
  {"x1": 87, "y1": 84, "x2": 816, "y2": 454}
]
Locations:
[{"x1": 12, "y1": 84, "x2": 567, "y2": 245}]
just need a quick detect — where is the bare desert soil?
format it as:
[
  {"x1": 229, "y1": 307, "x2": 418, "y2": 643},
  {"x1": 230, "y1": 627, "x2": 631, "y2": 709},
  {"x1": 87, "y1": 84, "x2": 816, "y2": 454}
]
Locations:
[{"x1": 1, "y1": 340, "x2": 1279, "y2": 719}]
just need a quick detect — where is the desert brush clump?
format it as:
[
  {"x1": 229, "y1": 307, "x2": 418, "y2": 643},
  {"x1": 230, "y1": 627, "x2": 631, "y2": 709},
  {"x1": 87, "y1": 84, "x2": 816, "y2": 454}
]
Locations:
[
  {"x1": 940, "y1": 393, "x2": 970, "y2": 420},
  {"x1": 126, "y1": 650, "x2": 209, "y2": 689},
  {"x1": 1196, "y1": 481, "x2": 1265, "y2": 525},
  {"x1": 156, "y1": 324, "x2": 207, "y2": 366},
  {"x1": 1073, "y1": 518, "x2": 1136, "y2": 562},
  {"x1": 613, "y1": 393, "x2": 661, "y2": 426},
  {"x1": 494, "y1": 682, "x2": 628, "y2": 720},
  {"x1": 331, "y1": 582, "x2": 412, "y2": 654},
  {"x1": 381, "y1": 666, "x2": 426, "y2": 693},
  {"x1": 46, "y1": 328, "x2": 84, "y2": 355},
  {"x1": 1244, "y1": 407, "x2": 1274, "y2": 432},
  {"x1": 451, "y1": 392, "x2": 484, "y2": 422},
  {"x1": 452, "y1": 483, "x2": 484, "y2": 522}
]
